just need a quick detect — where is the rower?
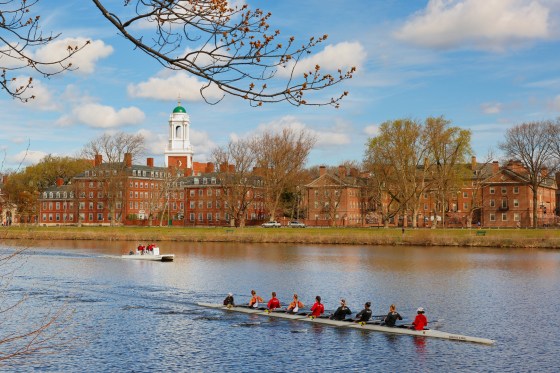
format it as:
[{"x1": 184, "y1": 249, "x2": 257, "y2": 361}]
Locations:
[
  {"x1": 309, "y1": 296, "x2": 324, "y2": 318},
  {"x1": 248, "y1": 290, "x2": 263, "y2": 308},
  {"x1": 223, "y1": 292, "x2": 235, "y2": 308},
  {"x1": 383, "y1": 304, "x2": 403, "y2": 327},
  {"x1": 411, "y1": 307, "x2": 428, "y2": 330},
  {"x1": 287, "y1": 294, "x2": 304, "y2": 313},
  {"x1": 331, "y1": 299, "x2": 352, "y2": 321},
  {"x1": 354, "y1": 302, "x2": 373, "y2": 323},
  {"x1": 267, "y1": 291, "x2": 281, "y2": 310}
]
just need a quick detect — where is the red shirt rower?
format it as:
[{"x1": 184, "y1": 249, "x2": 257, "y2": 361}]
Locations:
[
  {"x1": 412, "y1": 307, "x2": 428, "y2": 330},
  {"x1": 267, "y1": 292, "x2": 281, "y2": 310},
  {"x1": 310, "y1": 296, "x2": 324, "y2": 317}
]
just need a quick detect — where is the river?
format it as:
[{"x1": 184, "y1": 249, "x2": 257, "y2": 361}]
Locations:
[{"x1": 0, "y1": 240, "x2": 558, "y2": 372}]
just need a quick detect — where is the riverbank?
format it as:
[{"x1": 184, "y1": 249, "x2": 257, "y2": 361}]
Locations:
[{"x1": 2, "y1": 226, "x2": 560, "y2": 248}]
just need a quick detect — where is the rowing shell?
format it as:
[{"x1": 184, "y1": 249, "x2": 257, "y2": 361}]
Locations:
[{"x1": 197, "y1": 303, "x2": 495, "y2": 345}]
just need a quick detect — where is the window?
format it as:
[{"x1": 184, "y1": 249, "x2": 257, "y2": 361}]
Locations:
[
  {"x1": 216, "y1": 190, "x2": 221, "y2": 197},
  {"x1": 207, "y1": 213, "x2": 212, "y2": 221},
  {"x1": 513, "y1": 186, "x2": 519, "y2": 194},
  {"x1": 463, "y1": 203, "x2": 468, "y2": 210},
  {"x1": 501, "y1": 187, "x2": 507, "y2": 195},
  {"x1": 198, "y1": 213, "x2": 203, "y2": 221},
  {"x1": 513, "y1": 199, "x2": 519, "y2": 207},
  {"x1": 190, "y1": 213, "x2": 195, "y2": 221},
  {"x1": 490, "y1": 199, "x2": 495, "y2": 207},
  {"x1": 56, "y1": 214, "x2": 60, "y2": 221},
  {"x1": 88, "y1": 213, "x2": 93, "y2": 221},
  {"x1": 194, "y1": 178, "x2": 199, "y2": 185},
  {"x1": 190, "y1": 190, "x2": 195, "y2": 197},
  {"x1": 56, "y1": 202, "x2": 60, "y2": 210},
  {"x1": 97, "y1": 202, "x2": 104, "y2": 210},
  {"x1": 69, "y1": 213, "x2": 74, "y2": 221},
  {"x1": 198, "y1": 201, "x2": 204, "y2": 208},
  {"x1": 424, "y1": 204, "x2": 428, "y2": 210},
  {"x1": 79, "y1": 202, "x2": 85, "y2": 210},
  {"x1": 97, "y1": 191, "x2": 103, "y2": 198},
  {"x1": 207, "y1": 201, "x2": 212, "y2": 209},
  {"x1": 514, "y1": 213, "x2": 520, "y2": 221},
  {"x1": 216, "y1": 213, "x2": 220, "y2": 221},
  {"x1": 190, "y1": 201, "x2": 195, "y2": 209},
  {"x1": 463, "y1": 192, "x2": 468, "y2": 198},
  {"x1": 489, "y1": 187, "x2": 495, "y2": 194},
  {"x1": 89, "y1": 192, "x2": 93, "y2": 198},
  {"x1": 489, "y1": 213, "x2": 495, "y2": 221},
  {"x1": 98, "y1": 213, "x2": 103, "y2": 221},
  {"x1": 198, "y1": 190, "x2": 203, "y2": 196},
  {"x1": 49, "y1": 214, "x2": 53, "y2": 221},
  {"x1": 207, "y1": 189, "x2": 212, "y2": 196},
  {"x1": 89, "y1": 202, "x2": 94, "y2": 210},
  {"x1": 501, "y1": 199, "x2": 508, "y2": 208},
  {"x1": 501, "y1": 213, "x2": 507, "y2": 221}
]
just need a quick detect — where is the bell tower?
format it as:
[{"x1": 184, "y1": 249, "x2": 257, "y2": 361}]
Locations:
[{"x1": 164, "y1": 100, "x2": 193, "y2": 169}]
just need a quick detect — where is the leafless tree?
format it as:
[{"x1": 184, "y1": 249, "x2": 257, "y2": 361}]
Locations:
[
  {"x1": 0, "y1": 0, "x2": 89, "y2": 101},
  {"x1": 212, "y1": 138, "x2": 260, "y2": 227},
  {"x1": 253, "y1": 128, "x2": 315, "y2": 221},
  {"x1": 91, "y1": 0, "x2": 354, "y2": 107},
  {"x1": 80, "y1": 132, "x2": 146, "y2": 225},
  {"x1": 500, "y1": 120, "x2": 559, "y2": 227}
]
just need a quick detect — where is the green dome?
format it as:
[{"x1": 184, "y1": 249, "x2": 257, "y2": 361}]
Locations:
[{"x1": 173, "y1": 105, "x2": 186, "y2": 113}]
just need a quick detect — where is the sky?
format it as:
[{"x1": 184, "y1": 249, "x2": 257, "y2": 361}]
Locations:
[{"x1": 2, "y1": 0, "x2": 560, "y2": 171}]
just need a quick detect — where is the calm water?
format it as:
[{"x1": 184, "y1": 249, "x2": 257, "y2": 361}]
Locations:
[{"x1": 0, "y1": 239, "x2": 559, "y2": 372}]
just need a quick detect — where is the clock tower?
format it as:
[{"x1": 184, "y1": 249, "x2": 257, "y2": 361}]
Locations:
[{"x1": 164, "y1": 101, "x2": 194, "y2": 169}]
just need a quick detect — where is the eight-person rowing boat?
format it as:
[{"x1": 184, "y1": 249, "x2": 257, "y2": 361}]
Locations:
[{"x1": 198, "y1": 294, "x2": 495, "y2": 345}]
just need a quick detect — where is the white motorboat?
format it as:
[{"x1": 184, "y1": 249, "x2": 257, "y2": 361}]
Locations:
[
  {"x1": 121, "y1": 246, "x2": 174, "y2": 262},
  {"x1": 197, "y1": 303, "x2": 495, "y2": 345}
]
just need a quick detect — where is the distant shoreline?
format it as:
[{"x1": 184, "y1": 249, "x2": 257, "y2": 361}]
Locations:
[{"x1": 1, "y1": 226, "x2": 559, "y2": 249}]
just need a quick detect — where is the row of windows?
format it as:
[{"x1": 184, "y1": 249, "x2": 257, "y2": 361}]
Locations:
[
  {"x1": 489, "y1": 213, "x2": 521, "y2": 222},
  {"x1": 42, "y1": 213, "x2": 75, "y2": 222},
  {"x1": 489, "y1": 199, "x2": 519, "y2": 208},
  {"x1": 489, "y1": 186, "x2": 520, "y2": 194},
  {"x1": 43, "y1": 191, "x2": 74, "y2": 199},
  {"x1": 42, "y1": 202, "x2": 75, "y2": 210}
]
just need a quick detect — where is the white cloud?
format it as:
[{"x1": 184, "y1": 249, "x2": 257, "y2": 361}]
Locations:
[
  {"x1": 33, "y1": 38, "x2": 113, "y2": 74},
  {"x1": 395, "y1": 0, "x2": 551, "y2": 51},
  {"x1": 481, "y1": 102, "x2": 504, "y2": 114},
  {"x1": 56, "y1": 103, "x2": 145, "y2": 128},
  {"x1": 10, "y1": 77, "x2": 60, "y2": 111},
  {"x1": 363, "y1": 125, "x2": 380, "y2": 137},
  {"x1": 9, "y1": 150, "x2": 49, "y2": 166},
  {"x1": 128, "y1": 71, "x2": 223, "y2": 102},
  {"x1": 277, "y1": 42, "x2": 366, "y2": 78},
  {"x1": 244, "y1": 115, "x2": 351, "y2": 148}
]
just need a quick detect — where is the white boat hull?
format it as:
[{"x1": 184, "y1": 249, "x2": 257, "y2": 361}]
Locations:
[
  {"x1": 197, "y1": 303, "x2": 495, "y2": 345},
  {"x1": 121, "y1": 254, "x2": 174, "y2": 262}
]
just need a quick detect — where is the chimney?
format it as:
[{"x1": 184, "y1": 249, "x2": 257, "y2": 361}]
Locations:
[
  {"x1": 206, "y1": 162, "x2": 215, "y2": 173},
  {"x1": 219, "y1": 163, "x2": 228, "y2": 172},
  {"x1": 350, "y1": 168, "x2": 359, "y2": 177},
  {"x1": 319, "y1": 166, "x2": 327, "y2": 176},
  {"x1": 56, "y1": 178, "x2": 64, "y2": 187},
  {"x1": 94, "y1": 154, "x2": 102, "y2": 167},
  {"x1": 471, "y1": 156, "x2": 476, "y2": 171},
  {"x1": 228, "y1": 164, "x2": 235, "y2": 173},
  {"x1": 338, "y1": 165, "x2": 346, "y2": 178},
  {"x1": 124, "y1": 153, "x2": 132, "y2": 167},
  {"x1": 492, "y1": 161, "x2": 499, "y2": 174},
  {"x1": 146, "y1": 158, "x2": 154, "y2": 167}
]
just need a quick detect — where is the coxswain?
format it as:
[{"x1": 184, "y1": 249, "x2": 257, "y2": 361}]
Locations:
[
  {"x1": 383, "y1": 304, "x2": 403, "y2": 327},
  {"x1": 331, "y1": 299, "x2": 352, "y2": 321},
  {"x1": 287, "y1": 294, "x2": 304, "y2": 313},
  {"x1": 309, "y1": 296, "x2": 324, "y2": 318},
  {"x1": 223, "y1": 292, "x2": 235, "y2": 308},
  {"x1": 411, "y1": 307, "x2": 428, "y2": 330},
  {"x1": 354, "y1": 302, "x2": 373, "y2": 323},
  {"x1": 267, "y1": 291, "x2": 281, "y2": 310},
  {"x1": 248, "y1": 290, "x2": 263, "y2": 308}
]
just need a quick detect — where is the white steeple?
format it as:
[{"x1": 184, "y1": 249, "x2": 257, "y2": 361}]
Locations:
[{"x1": 164, "y1": 100, "x2": 194, "y2": 169}]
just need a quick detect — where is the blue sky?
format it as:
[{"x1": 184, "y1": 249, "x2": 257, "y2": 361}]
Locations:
[{"x1": 2, "y1": 0, "x2": 560, "y2": 171}]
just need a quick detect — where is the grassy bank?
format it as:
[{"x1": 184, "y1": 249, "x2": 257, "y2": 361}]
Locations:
[{"x1": 1, "y1": 226, "x2": 560, "y2": 248}]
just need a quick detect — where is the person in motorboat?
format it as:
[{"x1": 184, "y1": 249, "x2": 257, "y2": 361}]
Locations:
[
  {"x1": 223, "y1": 292, "x2": 235, "y2": 308},
  {"x1": 330, "y1": 299, "x2": 352, "y2": 321},
  {"x1": 248, "y1": 290, "x2": 263, "y2": 308},
  {"x1": 309, "y1": 296, "x2": 325, "y2": 318},
  {"x1": 383, "y1": 304, "x2": 403, "y2": 327},
  {"x1": 354, "y1": 302, "x2": 373, "y2": 323},
  {"x1": 287, "y1": 294, "x2": 304, "y2": 313},
  {"x1": 267, "y1": 291, "x2": 281, "y2": 310},
  {"x1": 411, "y1": 307, "x2": 428, "y2": 330}
]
